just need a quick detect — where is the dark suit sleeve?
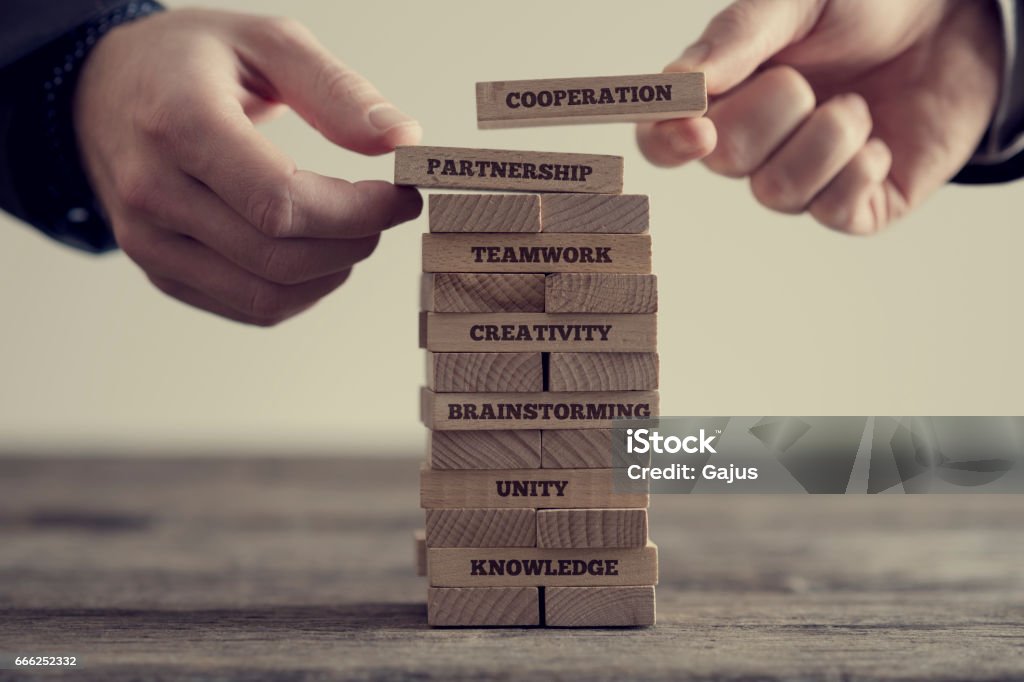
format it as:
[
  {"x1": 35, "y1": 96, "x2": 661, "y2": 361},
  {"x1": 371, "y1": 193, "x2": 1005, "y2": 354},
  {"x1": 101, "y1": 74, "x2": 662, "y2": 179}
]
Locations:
[
  {"x1": 0, "y1": 1, "x2": 163, "y2": 252},
  {"x1": 953, "y1": 0, "x2": 1024, "y2": 185}
]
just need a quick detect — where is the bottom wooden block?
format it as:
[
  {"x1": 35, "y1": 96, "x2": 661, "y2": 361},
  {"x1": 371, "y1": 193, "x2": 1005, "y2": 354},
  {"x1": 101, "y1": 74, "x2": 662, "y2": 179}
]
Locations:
[
  {"x1": 545, "y1": 586, "x2": 655, "y2": 627},
  {"x1": 414, "y1": 529, "x2": 426, "y2": 577},
  {"x1": 427, "y1": 542, "x2": 658, "y2": 587},
  {"x1": 427, "y1": 587, "x2": 540, "y2": 627}
]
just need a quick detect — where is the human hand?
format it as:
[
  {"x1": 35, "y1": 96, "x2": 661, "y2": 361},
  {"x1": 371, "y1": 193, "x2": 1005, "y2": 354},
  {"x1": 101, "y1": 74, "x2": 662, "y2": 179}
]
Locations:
[
  {"x1": 73, "y1": 9, "x2": 422, "y2": 325},
  {"x1": 637, "y1": 0, "x2": 1003, "y2": 234}
]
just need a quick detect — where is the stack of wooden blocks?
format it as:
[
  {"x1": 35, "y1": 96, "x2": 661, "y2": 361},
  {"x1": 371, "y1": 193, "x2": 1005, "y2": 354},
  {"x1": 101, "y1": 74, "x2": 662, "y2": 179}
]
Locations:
[
  {"x1": 396, "y1": 72, "x2": 707, "y2": 628},
  {"x1": 397, "y1": 146, "x2": 656, "y2": 627}
]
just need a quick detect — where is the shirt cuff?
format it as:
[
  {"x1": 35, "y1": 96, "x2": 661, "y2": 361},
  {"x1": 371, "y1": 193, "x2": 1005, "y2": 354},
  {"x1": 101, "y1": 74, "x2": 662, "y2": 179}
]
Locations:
[
  {"x1": 955, "y1": 0, "x2": 1024, "y2": 183},
  {"x1": 8, "y1": 1, "x2": 164, "y2": 252}
]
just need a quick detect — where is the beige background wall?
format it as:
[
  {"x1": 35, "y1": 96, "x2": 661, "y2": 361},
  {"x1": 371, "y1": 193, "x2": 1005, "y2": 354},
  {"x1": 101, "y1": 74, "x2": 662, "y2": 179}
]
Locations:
[{"x1": 1, "y1": 0, "x2": 1021, "y2": 456}]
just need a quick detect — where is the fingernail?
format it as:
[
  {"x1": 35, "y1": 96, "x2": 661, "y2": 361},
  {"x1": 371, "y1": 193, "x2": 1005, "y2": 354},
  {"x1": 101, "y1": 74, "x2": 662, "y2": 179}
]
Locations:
[
  {"x1": 669, "y1": 41, "x2": 710, "y2": 71},
  {"x1": 368, "y1": 103, "x2": 418, "y2": 132}
]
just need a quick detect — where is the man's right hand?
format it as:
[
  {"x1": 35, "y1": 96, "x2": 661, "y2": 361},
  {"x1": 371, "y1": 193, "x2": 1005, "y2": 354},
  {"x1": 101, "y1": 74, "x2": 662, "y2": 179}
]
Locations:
[
  {"x1": 73, "y1": 9, "x2": 423, "y2": 325},
  {"x1": 637, "y1": 0, "x2": 1003, "y2": 235}
]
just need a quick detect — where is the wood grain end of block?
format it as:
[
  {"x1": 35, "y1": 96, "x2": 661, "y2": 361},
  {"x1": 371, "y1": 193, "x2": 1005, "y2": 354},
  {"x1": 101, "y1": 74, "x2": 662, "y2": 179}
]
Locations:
[
  {"x1": 536, "y1": 509, "x2": 648, "y2": 549},
  {"x1": 427, "y1": 352, "x2": 543, "y2": 392},
  {"x1": 547, "y1": 353, "x2": 659, "y2": 392},
  {"x1": 545, "y1": 586, "x2": 655, "y2": 627},
  {"x1": 429, "y1": 194, "x2": 541, "y2": 232},
  {"x1": 429, "y1": 430, "x2": 542, "y2": 469},
  {"x1": 425, "y1": 508, "x2": 536, "y2": 548},
  {"x1": 545, "y1": 274, "x2": 658, "y2": 313},
  {"x1": 422, "y1": 273, "x2": 545, "y2": 313},
  {"x1": 541, "y1": 194, "x2": 649, "y2": 234},
  {"x1": 428, "y1": 587, "x2": 540, "y2": 627},
  {"x1": 542, "y1": 429, "x2": 613, "y2": 468}
]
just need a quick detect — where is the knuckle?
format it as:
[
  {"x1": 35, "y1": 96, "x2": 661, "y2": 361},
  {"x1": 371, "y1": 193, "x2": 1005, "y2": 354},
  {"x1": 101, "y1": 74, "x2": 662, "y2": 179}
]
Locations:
[
  {"x1": 137, "y1": 104, "x2": 178, "y2": 144},
  {"x1": 840, "y1": 94, "x2": 872, "y2": 136},
  {"x1": 768, "y1": 66, "x2": 816, "y2": 113},
  {"x1": 138, "y1": 90, "x2": 216, "y2": 150},
  {"x1": 750, "y1": 170, "x2": 799, "y2": 213},
  {"x1": 114, "y1": 168, "x2": 160, "y2": 214},
  {"x1": 247, "y1": 179, "x2": 295, "y2": 238},
  {"x1": 819, "y1": 96, "x2": 871, "y2": 145}
]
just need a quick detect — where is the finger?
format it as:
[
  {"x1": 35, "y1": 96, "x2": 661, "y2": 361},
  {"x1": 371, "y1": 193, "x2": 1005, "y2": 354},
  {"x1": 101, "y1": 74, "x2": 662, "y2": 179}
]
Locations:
[
  {"x1": 809, "y1": 138, "x2": 896, "y2": 235},
  {"x1": 120, "y1": 225, "x2": 352, "y2": 321},
  {"x1": 236, "y1": 16, "x2": 421, "y2": 155},
  {"x1": 750, "y1": 94, "x2": 873, "y2": 214},
  {"x1": 636, "y1": 117, "x2": 717, "y2": 167},
  {"x1": 702, "y1": 66, "x2": 816, "y2": 178},
  {"x1": 148, "y1": 274, "x2": 315, "y2": 326},
  {"x1": 145, "y1": 171, "x2": 383, "y2": 284},
  {"x1": 665, "y1": 0, "x2": 825, "y2": 94},
  {"x1": 162, "y1": 101, "x2": 422, "y2": 238}
]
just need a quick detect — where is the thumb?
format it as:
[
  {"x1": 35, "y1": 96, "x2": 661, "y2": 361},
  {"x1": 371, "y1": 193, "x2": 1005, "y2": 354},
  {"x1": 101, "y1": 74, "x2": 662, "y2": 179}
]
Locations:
[
  {"x1": 238, "y1": 18, "x2": 421, "y2": 156},
  {"x1": 669, "y1": 0, "x2": 824, "y2": 94}
]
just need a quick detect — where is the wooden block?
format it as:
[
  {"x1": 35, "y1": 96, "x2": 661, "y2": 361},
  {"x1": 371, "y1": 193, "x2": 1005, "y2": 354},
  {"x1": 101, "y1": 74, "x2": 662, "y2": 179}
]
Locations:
[
  {"x1": 427, "y1": 352, "x2": 543, "y2": 393},
  {"x1": 429, "y1": 430, "x2": 542, "y2": 469},
  {"x1": 545, "y1": 586, "x2": 656, "y2": 627},
  {"x1": 423, "y1": 233, "x2": 651, "y2": 274},
  {"x1": 415, "y1": 529, "x2": 427, "y2": 576},
  {"x1": 421, "y1": 313, "x2": 657, "y2": 353},
  {"x1": 421, "y1": 273, "x2": 545, "y2": 312},
  {"x1": 542, "y1": 429, "x2": 614, "y2": 468},
  {"x1": 420, "y1": 467, "x2": 648, "y2": 509},
  {"x1": 536, "y1": 509, "x2": 648, "y2": 549},
  {"x1": 545, "y1": 274, "x2": 657, "y2": 313},
  {"x1": 421, "y1": 388, "x2": 658, "y2": 431},
  {"x1": 476, "y1": 72, "x2": 706, "y2": 128},
  {"x1": 427, "y1": 587, "x2": 539, "y2": 627},
  {"x1": 429, "y1": 194, "x2": 541, "y2": 233},
  {"x1": 541, "y1": 194, "x2": 649, "y2": 234},
  {"x1": 427, "y1": 541, "x2": 658, "y2": 587},
  {"x1": 425, "y1": 508, "x2": 536, "y2": 547},
  {"x1": 548, "y1": 353, "x2": 659, "y2": 391},
  {"x1": 395, "y1": 146, "x2": 623, "y2": 194}
]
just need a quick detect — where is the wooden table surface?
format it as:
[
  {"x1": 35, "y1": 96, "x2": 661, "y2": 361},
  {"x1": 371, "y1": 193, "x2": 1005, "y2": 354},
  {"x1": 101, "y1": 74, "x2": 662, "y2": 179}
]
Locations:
[{"x1": 1, "y1": 457, "x2": 1022, "y2": 681}]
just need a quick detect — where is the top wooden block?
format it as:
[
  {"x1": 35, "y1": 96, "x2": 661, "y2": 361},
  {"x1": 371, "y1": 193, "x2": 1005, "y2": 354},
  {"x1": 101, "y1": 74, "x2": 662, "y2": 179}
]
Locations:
[
  {"x1": 476, "y1": 72, "x2": 706, "y2": 129},
  {"x1": 394, "y1": 146, "x2": 623, "y2": 194}
]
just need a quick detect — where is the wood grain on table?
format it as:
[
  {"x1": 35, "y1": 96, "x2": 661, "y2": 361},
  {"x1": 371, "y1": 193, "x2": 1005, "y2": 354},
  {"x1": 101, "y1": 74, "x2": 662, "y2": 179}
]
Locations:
[{"x1": 0, "y1": 457, "x2": 1022, "y2": 681}]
